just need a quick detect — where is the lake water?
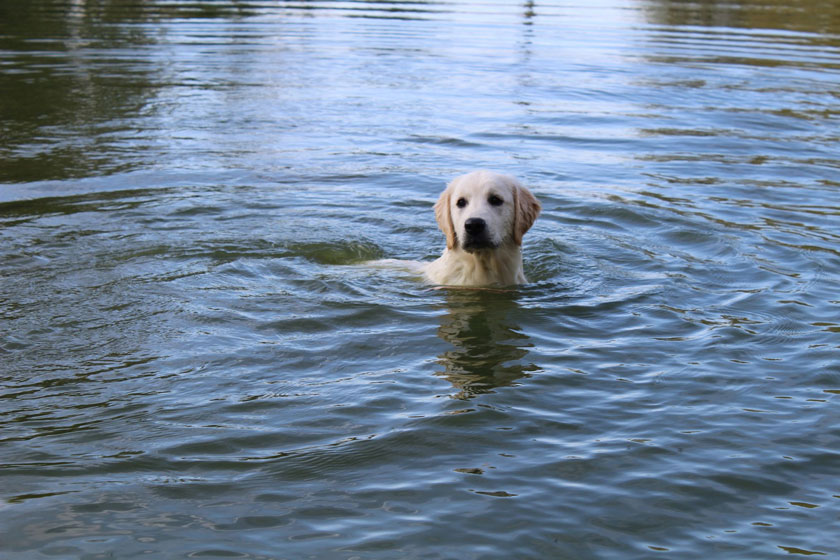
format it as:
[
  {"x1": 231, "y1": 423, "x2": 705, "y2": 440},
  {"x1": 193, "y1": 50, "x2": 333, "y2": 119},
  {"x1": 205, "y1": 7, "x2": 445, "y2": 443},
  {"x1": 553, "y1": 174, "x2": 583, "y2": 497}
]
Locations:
[{"x1": 1, "y1": 0, "x2": 839, "y2": 558}]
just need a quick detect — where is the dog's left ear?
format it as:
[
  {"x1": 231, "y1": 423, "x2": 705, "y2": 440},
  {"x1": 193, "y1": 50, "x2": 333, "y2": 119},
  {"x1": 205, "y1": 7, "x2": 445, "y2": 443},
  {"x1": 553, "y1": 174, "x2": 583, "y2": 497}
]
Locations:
[
  {"x1": 513, "y1": 182, "x2": 541, "y2": 246},
  {"x1": 434, "y1": 183, "x2": 457, "y2": 250}
]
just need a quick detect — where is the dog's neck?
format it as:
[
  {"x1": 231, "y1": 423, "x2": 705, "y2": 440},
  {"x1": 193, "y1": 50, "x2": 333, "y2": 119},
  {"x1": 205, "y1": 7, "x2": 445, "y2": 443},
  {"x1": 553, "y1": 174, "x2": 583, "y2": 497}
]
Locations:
[{"x1": 428, "y1": 243, "x2": 525, "y2": 286}]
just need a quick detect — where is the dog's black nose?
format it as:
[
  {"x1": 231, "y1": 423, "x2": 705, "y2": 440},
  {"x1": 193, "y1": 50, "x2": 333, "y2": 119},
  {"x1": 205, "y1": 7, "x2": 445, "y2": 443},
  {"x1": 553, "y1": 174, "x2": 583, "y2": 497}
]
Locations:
[{"x1": 464, "y1": 218, "x2": 486, "y2": 235}]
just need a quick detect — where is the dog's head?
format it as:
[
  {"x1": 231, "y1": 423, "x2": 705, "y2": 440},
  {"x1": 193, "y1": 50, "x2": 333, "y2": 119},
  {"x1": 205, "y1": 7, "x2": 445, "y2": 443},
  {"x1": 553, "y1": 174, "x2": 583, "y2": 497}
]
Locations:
[{"x1": 434, "y1": 171, "x2": 541, "y2": 253}]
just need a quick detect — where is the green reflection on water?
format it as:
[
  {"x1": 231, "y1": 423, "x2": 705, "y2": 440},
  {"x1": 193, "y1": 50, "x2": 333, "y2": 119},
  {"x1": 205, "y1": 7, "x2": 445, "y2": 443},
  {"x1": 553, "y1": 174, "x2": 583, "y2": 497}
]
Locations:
[{"x1": 2, "y1": 0, "x2": 838, "y2": 183}]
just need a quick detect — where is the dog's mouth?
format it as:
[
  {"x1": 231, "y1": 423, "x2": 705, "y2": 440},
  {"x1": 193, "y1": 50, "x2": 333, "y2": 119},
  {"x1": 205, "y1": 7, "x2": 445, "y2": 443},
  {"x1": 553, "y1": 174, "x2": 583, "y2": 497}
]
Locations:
[{"x1": 461, "y1": 234, "x2": 497, "y2": 253}]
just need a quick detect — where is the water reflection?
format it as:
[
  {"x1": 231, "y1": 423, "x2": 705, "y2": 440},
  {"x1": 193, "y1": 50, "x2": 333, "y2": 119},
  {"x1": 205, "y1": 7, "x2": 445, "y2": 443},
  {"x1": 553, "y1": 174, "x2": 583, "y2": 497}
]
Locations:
[
  {"x1": 435, "y1": 290, "x2": 539, "y2": 399},
  {"x1": 643, "y1": 0, "x2": 840, "y2": 35},
  {"x1": 0, "y1": 0, "x2": 456, "y2": 184},
  {"x1": 284, "y1": 0, "x2": 447, "y2": 20},
  {"x1": 0, "y1": 1, "x2": 164, "y2": 182}
]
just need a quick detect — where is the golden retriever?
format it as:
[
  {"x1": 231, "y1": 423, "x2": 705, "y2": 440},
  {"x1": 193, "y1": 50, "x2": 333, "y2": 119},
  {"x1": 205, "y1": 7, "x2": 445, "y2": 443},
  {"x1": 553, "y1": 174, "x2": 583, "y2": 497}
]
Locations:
[
  {"x1": 423, "y1": 170, "x2": 541, "y2": 286},
  {"x1": 369, "y1": 171, "x2": 540, "y2": 286}
]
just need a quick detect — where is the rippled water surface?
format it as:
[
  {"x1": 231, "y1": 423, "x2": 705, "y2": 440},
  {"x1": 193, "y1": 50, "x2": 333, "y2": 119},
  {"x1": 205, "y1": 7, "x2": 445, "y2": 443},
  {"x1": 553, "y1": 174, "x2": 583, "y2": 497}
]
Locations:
[{"x1": 2, "y1": 1, "x2": 839, "y2": 558}]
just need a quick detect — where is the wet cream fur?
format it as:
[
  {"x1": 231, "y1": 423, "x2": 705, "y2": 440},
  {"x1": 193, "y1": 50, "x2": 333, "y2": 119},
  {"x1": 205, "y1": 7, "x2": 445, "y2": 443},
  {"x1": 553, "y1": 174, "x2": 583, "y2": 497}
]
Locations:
[{"x1": 423, "y1": 170, "x2": 541, "y2": 286}]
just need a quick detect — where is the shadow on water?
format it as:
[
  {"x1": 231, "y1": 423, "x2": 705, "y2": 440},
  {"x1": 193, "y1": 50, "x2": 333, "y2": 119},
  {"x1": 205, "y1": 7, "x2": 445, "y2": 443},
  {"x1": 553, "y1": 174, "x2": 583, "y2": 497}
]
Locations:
[{"x1": 434, "y1": 289, "x2": 539, "y2": 400}]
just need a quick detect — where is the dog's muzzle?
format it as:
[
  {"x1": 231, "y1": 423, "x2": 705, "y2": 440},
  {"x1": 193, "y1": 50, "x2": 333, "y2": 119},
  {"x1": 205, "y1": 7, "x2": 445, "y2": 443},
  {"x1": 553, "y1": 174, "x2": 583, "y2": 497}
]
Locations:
[{"x1": 462, "y1": 217, "x2": 495, "y2": 252}]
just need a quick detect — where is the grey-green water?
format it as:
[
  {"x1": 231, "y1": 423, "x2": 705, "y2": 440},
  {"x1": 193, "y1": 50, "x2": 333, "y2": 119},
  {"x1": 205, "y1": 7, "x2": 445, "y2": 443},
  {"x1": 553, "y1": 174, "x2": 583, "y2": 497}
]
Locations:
[{"x1": 1, "y1": 1, "x2": 839, "y2": 558}]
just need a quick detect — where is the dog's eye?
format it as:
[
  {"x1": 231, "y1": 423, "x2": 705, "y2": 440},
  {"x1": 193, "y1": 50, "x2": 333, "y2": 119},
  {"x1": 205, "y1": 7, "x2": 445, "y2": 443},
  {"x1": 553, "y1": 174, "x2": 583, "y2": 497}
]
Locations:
[
  {"x1": 488, "y1": 195, "x2": 504, "y2": 206},
  {"x1": 456, "y1": 198, "x2": 467, "y2": 208}
]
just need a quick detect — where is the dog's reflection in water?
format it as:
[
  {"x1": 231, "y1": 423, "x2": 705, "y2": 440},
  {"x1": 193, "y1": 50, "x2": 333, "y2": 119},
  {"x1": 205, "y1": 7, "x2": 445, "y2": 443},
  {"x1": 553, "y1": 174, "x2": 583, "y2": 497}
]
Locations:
[{"x1": 435, "y1": 289, "x2": 539, "y2": 400}]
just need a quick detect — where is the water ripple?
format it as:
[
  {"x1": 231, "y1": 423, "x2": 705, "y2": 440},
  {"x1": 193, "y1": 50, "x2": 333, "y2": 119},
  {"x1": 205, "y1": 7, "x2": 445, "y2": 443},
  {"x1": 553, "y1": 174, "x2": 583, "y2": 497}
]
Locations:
[{"x1": 2, "y1": 1, "x2": 840, "y2": 558}]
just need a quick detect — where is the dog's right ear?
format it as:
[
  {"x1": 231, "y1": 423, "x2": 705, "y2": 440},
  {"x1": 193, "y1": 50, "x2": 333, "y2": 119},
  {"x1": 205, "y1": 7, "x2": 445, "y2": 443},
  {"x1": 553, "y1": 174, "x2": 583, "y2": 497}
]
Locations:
[{"x1": 434, "y1": 183, "x2": 457, "y2": 250}]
